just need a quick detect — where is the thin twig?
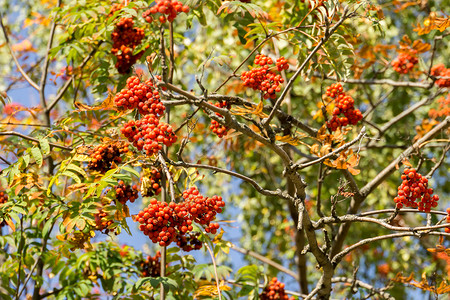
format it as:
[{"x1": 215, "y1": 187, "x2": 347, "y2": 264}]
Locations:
[
  {"x1": 264, "y1": 7, "x2": 352, "y2": 126},
  {"x1": 230, "y1": 244, "x2": 299, "y2": 280},
  {"x1": 320, "y1": 75, "x2": 433, "y2": 89},
  {"x1": 293, "y1": 127, "x2": 366, "y2": 170},
  {"x1": 0, "y1": 14, "x2": 40, "y2": 91},
  {"x1": 314, "y1": 214, "x2": 450, "y2": 232},
  {"x1": 332, "y1": 277, "x2": 394, "y2": 300},
  {"x1": 0, "y1": 131, "x2": 73, "y2": 151},
  {"x1": 204, "y1": 243, "x2": 222, "y2": 300},
  {"x1": 426, "y1": 144, "x2": 449, "y2": 178},
  {"x1": 332, "y1": 231, "x2": 450, "y2": 266},
  {"x1": 161, "y1": 153, "x2": 294, "y2": 201},
  {"x1": 47, "y1": 43, "x2": 102, "y2": 112}
]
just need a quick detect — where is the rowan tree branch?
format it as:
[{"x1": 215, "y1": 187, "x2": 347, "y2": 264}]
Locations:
[
  {"x1": 330, "y1": 116, "x2": 450, "y2": 257},
  {"x1": 158, "y1": 152, "x2": 176, "y2": 202},
  {"x1": 293, "y1": 127, "x2": 366, "y2": 170},
  {"x1": 358, "y1": 208, "x2": 448, "y2": 217},
  {"x1": 332, "y1": 231, "x2": 450, "y2": 266},
  {"x1": 321, "y1": 75, "x2": 432, "y2": 89},
  {"x1": 375, "y1": 90, "x2": 442, "y2": 139},
  {"x1": 230, "y1": 244, "x2": 299, "y2": 280},
  {"x1": 0, "y1": 14, "x2": 40, "y2": 91},
  {"x1": 426, "y1": 143, "x2": 449, "y2": 178},
  {"x1": 162, "y1": 153, "x2": 294, "y2": 201},
  {"x1": 331, "y1": 277, "x2": 394, "y2": 300},
  {"x1": 0, "y1": 131, "x2": 73, "y2": 151},
  {"x1": 47, "y1": 43, "x2": 102, "y2": 112},
  {"x1": 314, "y1": 214, "x2": 450, "y2": 232},
  {"x1": 264, "y1": 7, "x2": 352, "y2": 126}
]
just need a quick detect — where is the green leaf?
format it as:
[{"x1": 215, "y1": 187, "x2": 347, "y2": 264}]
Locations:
[
  {"x1": 123, "y1": 166, "x2": 140, "y2": 178},
  {"x1": 42, "y1": 218, "x2": 54, "y2": 238},
  {"x1": 73, "y1": 154, "x2": 91, "y2": 162},
  {"x1": 39, "y1": 138, "x2": 50, "y2": 155},
  {"x1": 61, "y1": 171, "x2": 81, "y2": 184},
  {"x1": 20, "y1": 154, "x2": 30, "y2": 169},
  {"x1": 11, "y1": 206, "x2": 27, "y2": 215},
  {"x1": 31, "y1": 147, "x2": 43, "y2": 167},
  {"x1": 66, "y1": 163, "x2": 87, "y2": 177}
]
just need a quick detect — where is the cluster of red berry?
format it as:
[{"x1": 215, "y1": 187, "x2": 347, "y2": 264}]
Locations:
[
  {"x1": 182, "y1": 187, "x2": 224, "y2": 233},
  {"x1": 430, "y1": 64, "x2": 450, "y2": 88},
  {"x1": 135, "y1": 186, "x2": 224, "y2": 246},
  {"x1": 241, "y1": 54, "x2": 288, "y2": 99},
  {"x1": 443, "y1": 208, "x2": 450, "y2": 233},
  {"x1": 95, "y1": 209, "x2": 115, "y2": 234},
  {"x1": 114, "y1": 76, "x2": 166, "y2": 117},
  {"x1": 142, "y1": 168, "x2": 163, "y2": 197},
  {"x1": 121, "y1": 115, "x2": 177, "y2": 156},
  {"x1": 276, "y1": 57, "x2": 289, "y2": 72},
  {"x1": 0, "y1": 191, "x2": 7, "y2": 205},
  {"x1": 325, "y1": 83, "x2": 363, "y2": 131},
  {"x1": 114, "y1": 181, "x2": 139, "y2": 205},
  {"x1": 429, "y1": 94, "x2": 450, "y2": 119},
  {"x1": 209, "y1": 100, "x2": 230, "y2": 138},
  {"x1": 391, "y1": 51, "x2": 418, "y2": 74},
  {"x1": 140, "y1": 251, "x2": 161, "y2": 277},
  {"x1": 394, "y1": 168, "x2": 440, "y2": 212},
  {"x1": 175, "y1": 231, "x2": 203, "y2": 252},
  {"x1": 88, "y1": 141, "x2": 129, "y2": 173},
  {"x1": 111, "y1": 18, "x2": 145, "y2": 74},
  {"x1": 142, "y1": 0, "x2": 190, "y2": 24},
  {"x1": 260, "y1": 277, "x2": 295, "y2": 300}
]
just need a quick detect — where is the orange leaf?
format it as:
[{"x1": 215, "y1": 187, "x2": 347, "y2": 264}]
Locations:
[
  {"x1": 5, "y1": 218, "x2": 15, "y2": 231},
  {"x1": 74, "y1": 94, "x2": 116, "y2": 112},
  {"x1": 412, "y1": 40, "x2": 431, "y2": 53},
  {"x1": 348, "y1": 166, "x2": 360, "y2": 175},
  {"x1": 402, "y1": 158, "x2": 412, "y2": 167}
]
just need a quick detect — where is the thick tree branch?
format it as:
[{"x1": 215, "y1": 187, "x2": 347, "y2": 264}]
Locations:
[{"x1": 158, "y1": 152, "x2": 176, "y2": 202}]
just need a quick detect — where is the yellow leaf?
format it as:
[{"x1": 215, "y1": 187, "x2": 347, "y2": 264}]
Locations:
[
  {"x1": 319, "y1": 144, "x2": 332, "y2": 157},
  {"x1": 402, "y1": 35, "x2": 412, "y2": 46},
  {"x1": 193, "y1": 281, "x2": 231, "y2": 299},
  {"x1": 310, "y1": 144, "x2": 320, "y2": 155},
  {"x1": 230, "y1": 101, "x2": 268, "y2": 118},
  {"x1": 212, "y1": 228, "x2": 225, "y2": 243},
  {"x1": 76, "y1": 218, "x2": 86, "y2": 230}
]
